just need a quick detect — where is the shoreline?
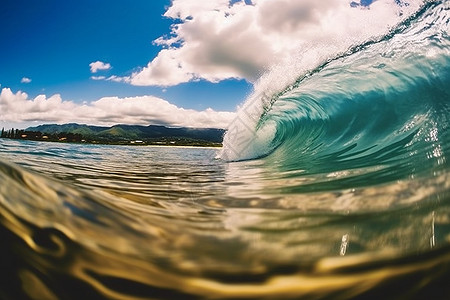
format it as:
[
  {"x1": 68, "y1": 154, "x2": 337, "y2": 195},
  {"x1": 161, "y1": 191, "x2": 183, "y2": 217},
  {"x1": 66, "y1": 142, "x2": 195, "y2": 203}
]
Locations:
[
  {"x1": 1, "y1": 125, "x2": 224, "y2": 148},
  {"x1": 0, "y1": 137, "x2": 223, "y2": 148}
]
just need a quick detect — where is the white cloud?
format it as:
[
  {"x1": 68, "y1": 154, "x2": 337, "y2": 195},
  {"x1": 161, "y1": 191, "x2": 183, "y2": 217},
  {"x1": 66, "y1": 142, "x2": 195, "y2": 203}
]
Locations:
[
  {"x1": 89, "y1": 61, "x2": 112, "y2": 73},
  {"x1": 90, "y1": 76, "x2": 106, "y2": 80},
  {"x1": 105, "y1": 75, "x2": 125, "y2": 83},
  {"x1": 128, "y1": 0, "x2": 424, "y2": 87},
  {"x1": 21, "y1": 77, "x2": 32, "y2": 83},
  {"x1": 91, "y1": 75, "x2": 130, "y2": 83},
  {"x1": 0, "y1": 87, "x2": 234, "y2": 129}
]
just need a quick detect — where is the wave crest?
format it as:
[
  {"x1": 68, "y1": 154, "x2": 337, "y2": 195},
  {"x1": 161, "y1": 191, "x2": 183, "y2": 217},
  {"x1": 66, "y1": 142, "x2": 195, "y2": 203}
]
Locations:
[{"x1": 220, "y1": 1, "x2": 449, "y2": 166}]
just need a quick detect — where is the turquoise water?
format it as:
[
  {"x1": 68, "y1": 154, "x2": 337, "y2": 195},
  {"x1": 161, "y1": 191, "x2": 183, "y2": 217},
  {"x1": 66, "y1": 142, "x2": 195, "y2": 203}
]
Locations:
[{"x1": 1, "y1": 1, "x2": 450, "y2": 299}]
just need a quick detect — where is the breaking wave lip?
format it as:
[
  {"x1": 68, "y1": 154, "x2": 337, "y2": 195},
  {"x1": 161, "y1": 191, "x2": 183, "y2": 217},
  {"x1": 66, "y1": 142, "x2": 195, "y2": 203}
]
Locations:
[{"x1": 220, "y1": 0, "x2": 450, "y2": 169}]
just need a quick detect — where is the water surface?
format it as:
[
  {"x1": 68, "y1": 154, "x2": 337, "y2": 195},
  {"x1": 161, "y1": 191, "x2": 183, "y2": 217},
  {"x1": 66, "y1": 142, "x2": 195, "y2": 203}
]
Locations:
[{"x1": 1, "y1": 1, "x2": 450, "y2": 299}]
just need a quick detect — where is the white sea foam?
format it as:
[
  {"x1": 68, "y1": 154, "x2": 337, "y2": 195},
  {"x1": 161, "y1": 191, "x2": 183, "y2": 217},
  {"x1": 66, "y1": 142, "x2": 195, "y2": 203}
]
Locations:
[{"x1": 220, "y1": 0, "x2": 427, "y2": 161}]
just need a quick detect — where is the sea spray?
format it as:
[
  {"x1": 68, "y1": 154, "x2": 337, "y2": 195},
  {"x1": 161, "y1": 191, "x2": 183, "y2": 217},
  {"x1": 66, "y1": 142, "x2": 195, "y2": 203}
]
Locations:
[{"x1": 220, "y1": 0, "x2": 433, "y2": 161}]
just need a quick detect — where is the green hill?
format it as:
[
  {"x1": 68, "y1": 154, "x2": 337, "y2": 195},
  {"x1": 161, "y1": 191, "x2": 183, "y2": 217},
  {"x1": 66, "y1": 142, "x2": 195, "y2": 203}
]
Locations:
[{"x1": 25, "y1": 123, "x2": 225, "y2": 145}]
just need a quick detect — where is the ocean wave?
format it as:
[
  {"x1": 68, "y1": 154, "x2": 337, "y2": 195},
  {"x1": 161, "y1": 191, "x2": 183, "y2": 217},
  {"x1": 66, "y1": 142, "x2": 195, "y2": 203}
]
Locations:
[
  {"x1": 1, "y1": 1, "x2": 450, "y2": 299},
  {"x1": 220, "y1": 0, "x2": 450, "y2": 170}
]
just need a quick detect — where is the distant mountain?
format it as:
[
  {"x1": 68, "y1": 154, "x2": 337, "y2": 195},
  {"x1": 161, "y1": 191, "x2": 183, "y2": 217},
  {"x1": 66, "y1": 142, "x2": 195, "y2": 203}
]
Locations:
[{"x1": 26, "y1": 123, "x2": 226, "y2": 144}]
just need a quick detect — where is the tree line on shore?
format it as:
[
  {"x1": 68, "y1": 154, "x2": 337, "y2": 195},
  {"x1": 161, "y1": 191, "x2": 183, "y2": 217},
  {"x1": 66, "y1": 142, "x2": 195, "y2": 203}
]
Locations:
[
  {"x1": 1, "y1": 128, "x2": 84, "y2": 142},
  {"x1": 0, "y1": 126, "x2": 223, "y2": 147}
]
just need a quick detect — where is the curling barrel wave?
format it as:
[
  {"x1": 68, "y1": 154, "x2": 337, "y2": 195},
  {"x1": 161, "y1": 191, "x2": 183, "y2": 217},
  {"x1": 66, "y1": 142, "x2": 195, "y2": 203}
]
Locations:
[{"x1": 221, "y1": 0, "x2": 450, "y2": 185}]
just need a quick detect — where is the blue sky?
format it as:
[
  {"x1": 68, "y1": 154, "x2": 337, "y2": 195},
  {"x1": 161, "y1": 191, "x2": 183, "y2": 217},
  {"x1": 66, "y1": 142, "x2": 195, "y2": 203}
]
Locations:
[
  {"x1": 0, "y1": 0, "x2": 251, "y2": 113},
  {"x1": 0, "y1": 0, "x2": 417, "y2": 129}
]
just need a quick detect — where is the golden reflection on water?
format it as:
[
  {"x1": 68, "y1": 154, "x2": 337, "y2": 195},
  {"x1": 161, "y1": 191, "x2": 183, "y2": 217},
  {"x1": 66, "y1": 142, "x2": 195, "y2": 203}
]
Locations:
[
  {"x1": 0, "y1": 138, "x2": 449, "y2": 299},
  {"x1": 19, "y1": 269, "x2": 58, "y2": 300}
]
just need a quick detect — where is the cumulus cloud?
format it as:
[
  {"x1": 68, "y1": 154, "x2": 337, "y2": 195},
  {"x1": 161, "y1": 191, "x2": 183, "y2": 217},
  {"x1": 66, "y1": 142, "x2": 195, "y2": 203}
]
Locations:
[
  {"x1": 21, "y1": 77, "x2": 32, "y2": 83},
  {"x1": 128, "y1": 0, "x2": 423, "y2": 87},
  {"x1": 0, "y1": 87, "x2": 235, "y2": 129},
  {"x1": 89, "y1": 61, "x2": 112, "y2": 73}
]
